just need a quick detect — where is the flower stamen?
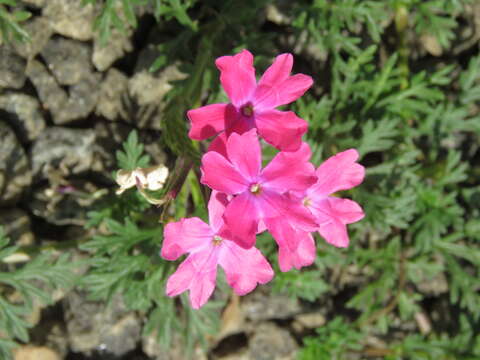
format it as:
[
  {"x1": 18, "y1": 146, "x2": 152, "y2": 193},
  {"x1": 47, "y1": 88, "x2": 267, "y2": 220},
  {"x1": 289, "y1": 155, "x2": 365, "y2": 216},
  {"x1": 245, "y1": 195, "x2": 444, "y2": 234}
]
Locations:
[
  {"x1": 212, "y1": 235, "x2": 223, "y2": 246},
  {"x1": 250, "y1": 183, "x2": 261, "y2": 195},
  {"x1": 241, "y1": 103, "x2": 254, "y2": 117}
]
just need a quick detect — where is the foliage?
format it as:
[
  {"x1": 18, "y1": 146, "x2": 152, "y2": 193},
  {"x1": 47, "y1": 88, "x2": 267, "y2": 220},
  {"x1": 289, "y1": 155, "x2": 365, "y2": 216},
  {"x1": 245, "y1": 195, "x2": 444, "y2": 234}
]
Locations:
[
  {"x1": 0, "y1": 0, "x2": 30, "y2": 44},
  {"x1": 81, "y1": 131, "x2": 223, "y2": 355},
  {"x1": 2, "y1": 0, "x2": 479, "y2": 357},
  {"x1": 0, "y1": 228, "x2": 77, "y2": 360}
]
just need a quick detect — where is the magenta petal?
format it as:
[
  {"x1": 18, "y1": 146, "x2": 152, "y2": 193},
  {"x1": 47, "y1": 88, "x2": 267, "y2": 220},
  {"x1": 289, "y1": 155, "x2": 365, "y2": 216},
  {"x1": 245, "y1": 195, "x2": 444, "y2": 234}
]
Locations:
[
  {"x1": 226, "y1": 129, "x2": 261, "y2": 181},
  {"x1": 201, "y1": 151, "x2": 248, "y2": 194},
  {"x1": 161, "y1": 218, "x2": 213, "y2": 260},
  {"x1": 215, "y1": 50, "x2": 256, "y2": 107},
  {"x1": 258, "y1": 53, "x2": 293, "y2": 89},
  {"x1": 208, "y1": 191, "x2": 229, "y2": 233},
  {"x1": 310, "y1": 149, "x2": 365, "y2": 197},
  {"x1": 254, "y1": 74, "x2": 313, "y2": 109},
  {"x1": 260, "y1": 190, "x2": 318, "y2": 232},
  {"x1": 187, "y1": 103, "x2": 229, "y2": 140},
  {"x1": 166, "y1": 251, "x2": 218, "y2": 309},
  {"x1": 255, "y1": 110, "x2": 308, "y2": 151},
  {"x1": 208, "y1": 132, "x2": 229, "y2": 158},
  {"x1": 223, "y1": 193, "x2": 259, "y2": 249},
  {"x1": 219, "y1": 240, "x2": 274, "y2": 295},
  {"x1": 311, "y1": 197, "x2": 364, "y2": 248},
  {"x1": 318, "y1": 219, "x2": 350, "y2": 248},
  {"x1": 260, "y1": 142, "x2": 316, "y2": 192},
  {"x1": 278, "y1": 229, "x2": 316, "y2": 272}
]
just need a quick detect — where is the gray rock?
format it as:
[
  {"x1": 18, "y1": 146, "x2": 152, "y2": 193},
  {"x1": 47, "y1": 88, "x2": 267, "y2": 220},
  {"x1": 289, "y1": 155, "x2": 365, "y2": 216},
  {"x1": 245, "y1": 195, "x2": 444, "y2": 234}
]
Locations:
[
  {"x1": 0, "y1": 48, "x2": 26, "y2": 89},
  {"x1": 30, "y1": 127, "x2": 97, "y2": 180},
  {"x1": 26, "y1": 60, "x2": 69, "y2": 123},
  {"x1": 142, "y1": 333, "x2": 207, "y2": 360},
  {"x1": 242, "y1": 288, "x2": 302, "y2": 321},
  {"x1": 64, "y1": 72, "x2": 101, "y2": 120},
  {"x1": 64, "y1": 291, "x2": 141, "y2": 357},
  {"x1": 27, "y1": 180, "x2": 103, "y2": 226},
  {"x1": 96, "y1": 69, "x2": 129, "y2": 120},
  {"x1": 93, "y1": 29, "x2": 133, "y2": 71},
  {"x1": 41, "y1": 38, "x2": 92, "y2": 85},
  {"x1": 0, "y1": 92, "x2": 46, "y2": 142},
  {"x1": 0, "y1": 208, "x2": 34, "y2": 246},
  {"x1": 44, "y1": 0, "x2": 96, "y2": 41},
  {"x1": 20, "y1": 0, "x2": 46, "y2": 7},
  {"x1": 248, "y1": 322, "x2": 298, "y2": 360},
  {"x1": 13, "y1": 17, "x2": 53, "y2": 59},
  {"x1": 123, "y1": 65, "x2": 186, "y2": 130},
  {"x1": 27, "y1": 60, "x2": 99, "y2": 124},
  {"x1": 0, "y1": 121, "x2": 32, "y2": 205}
]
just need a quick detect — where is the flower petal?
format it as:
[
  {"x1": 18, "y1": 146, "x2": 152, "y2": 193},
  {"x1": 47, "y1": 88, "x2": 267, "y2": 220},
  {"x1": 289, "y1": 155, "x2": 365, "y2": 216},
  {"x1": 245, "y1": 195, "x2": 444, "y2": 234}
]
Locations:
[
  {"x1": 255, "y1": 110, "x2": 308, "y2": 151},
  {"x1": 259, "y1": 190, "x2": 318, "y2": 232},
  {"x1": 219, "y1": 240, "x2": 274, "y2": 295},
  {"x1": 208, "y1": 132, "x2": 229, "y2": 158},
  {"x1": 161, "y1": 217, "x2": 213, "y2": 260},
  {"x1": 215, "y1": 50, "x2": 256, "y2": 107},
  {"x1": 201, "y1": 151, "x2": 249, "y2": 194},
  {"x1": 310, "y1": 197, "x2": 364, "y2": 248},
  {"x1": 309, "y1": 149, "x2": 365, "y2": 197},
  {"x1": 223, "y1": 192, "x2": 259, "y2": 249},
  {"x1": 277, "y1": 227, "x2": 316, "y2": 272},
  {"x1": 254, "y1": 73, "x2": 313, "y2": 109},
  {"x1": 226, "y1": 129, "x2": 261, "y2": 181},
  {"x1": 208, "y1": 191, "x2": 229, "y2": 233},
  {"x1": 187, "y1": 103, "x2": 229, "y2": 140},
  {"x1": 257, "y1": 53, "x2": 293, "y2": 89},
  {"x1": 261, "y1": 142, "x2": 316, "y2": 192},
  {"x1": 166, "y1": 250, "x2": 218, "y2": 309}
]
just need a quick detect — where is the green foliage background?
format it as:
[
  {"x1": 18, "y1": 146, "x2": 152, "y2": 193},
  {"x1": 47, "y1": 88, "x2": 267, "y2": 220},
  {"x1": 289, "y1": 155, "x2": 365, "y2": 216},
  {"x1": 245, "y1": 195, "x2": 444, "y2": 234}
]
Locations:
[{"x1": 1, "y1": 0, "x2": 480, "y2": 359}]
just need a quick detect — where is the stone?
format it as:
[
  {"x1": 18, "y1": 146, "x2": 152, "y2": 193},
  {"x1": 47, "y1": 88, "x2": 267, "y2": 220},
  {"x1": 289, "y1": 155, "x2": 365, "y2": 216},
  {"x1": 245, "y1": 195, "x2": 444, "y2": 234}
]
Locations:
[
  {"x1": 294, "y1": 312, "x2": 326, "y2": 329},
  {"x1": 13, "y1": 346, "x2": 61, "y2": 360},
  {"x1": 0, "y1": 92, "x2": 46, "y2": 142},
  {"x1": 41, "y1": 38, "x2": 92, "y2": 85},
  {"x1": 96, "y1": 68, "x2": 129, "y2": 120},
  {"x1": 93, "y1": 29, "x2": 133, "y2": 71},
  {"x1": 129, "y1": 65, "x2": 186, "y2": 107},
  {"x1": 64, "y1": 291, "x2": 141, "y2": 357},
  {"x1": 64, "y1": 72, "x2": 101, "y2": 121},
  {"x1": 0, "y1": 121, "x2": 32, "y2": 205},
  {"x1": 124, "y1": 65, "x2": 187, "y2": 130},
  {"x1": 20, "y1": 0, "x2": 45, "y2": 7},
  {"x1": 242, "y1": 288, "x2": 301, "y2": 321},
  {"x1": 248, "y1": 322, "x2": 298, "y2": 360},
  {"x1": 26, "y1": 60, "x2": 69, "y2": 123},
  {"x1": 142, "y1": 333, "x2": 207, "y2": 360},
  {"x1": 0, "y1": 208, "x2": 34, "y2": 246},
  {"x1": 0, "y1": 48, "x2": 26, "y2": 89},
  {"x1": 13, "y1": 17, "x2": 53, "y2": 59},
  {"x1": 30, "y1": 127, "x2": 98, "y2": 180},
  {"x1": 27, "y1": 60, "x2": 99, "y2": 124},
  {"x1": 44, "y1": 0, "x2": 97, "y2": 41},
  {"x1": 27, "y1": 180, "x2": 103, "y2": 226}
]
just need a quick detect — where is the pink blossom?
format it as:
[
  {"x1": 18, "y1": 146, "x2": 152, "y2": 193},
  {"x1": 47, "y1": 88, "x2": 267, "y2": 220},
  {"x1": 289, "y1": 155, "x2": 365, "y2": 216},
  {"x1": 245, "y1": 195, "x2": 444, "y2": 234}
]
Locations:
[
  {"x1": 161, "y1": 191, "x2": 274, "y2": 309},
  {"x1": 188, "y1": 50, "x2": 313, "y2": 152},
  {"x1": 303, "y1": 149, "x2": 365, "y2": 248},
  {"x1": 200, "y1": 128, "x2": 318, "y2": 249}
]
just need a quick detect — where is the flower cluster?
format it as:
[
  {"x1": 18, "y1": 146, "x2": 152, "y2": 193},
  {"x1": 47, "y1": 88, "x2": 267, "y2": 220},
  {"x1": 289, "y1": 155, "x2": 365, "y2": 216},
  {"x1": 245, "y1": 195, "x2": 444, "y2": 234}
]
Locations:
[{"x1": 161, "y1": 50, "x2": 365, "y2": 309}]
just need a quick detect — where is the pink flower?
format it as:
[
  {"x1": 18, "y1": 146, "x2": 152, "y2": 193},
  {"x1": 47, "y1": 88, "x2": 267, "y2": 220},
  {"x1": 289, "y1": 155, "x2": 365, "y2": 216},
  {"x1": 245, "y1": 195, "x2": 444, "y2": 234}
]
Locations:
[
  {"x1": 161, "y1": 191, "x2": 274, "y2": 309},
  {"x1": 188, "y1": 50, "x2": 313, "y2": 152},
  {"x1": 200, "y1": 128, "x2": 318, "y2": 249},
  {"x1": 303, "y1": 149, "x2": 365, "y2": 248}
]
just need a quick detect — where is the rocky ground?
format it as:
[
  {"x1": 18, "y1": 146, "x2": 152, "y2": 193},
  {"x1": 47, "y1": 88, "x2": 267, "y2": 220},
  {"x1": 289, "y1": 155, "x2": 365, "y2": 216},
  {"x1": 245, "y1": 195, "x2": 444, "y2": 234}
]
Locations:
[{"x1": 0, "y1": 1, "x2": 336, "y2": 359}]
